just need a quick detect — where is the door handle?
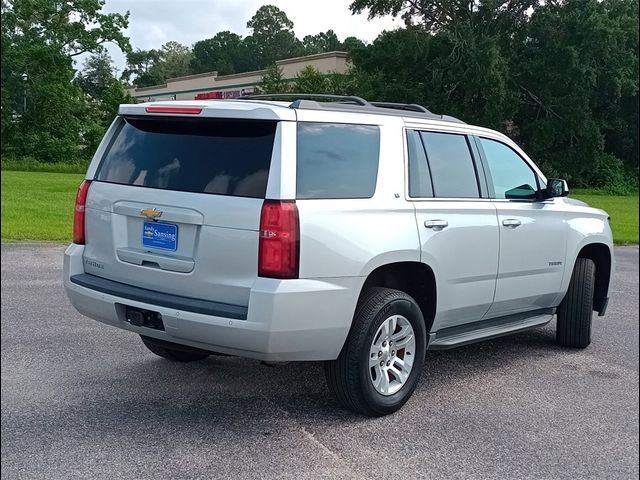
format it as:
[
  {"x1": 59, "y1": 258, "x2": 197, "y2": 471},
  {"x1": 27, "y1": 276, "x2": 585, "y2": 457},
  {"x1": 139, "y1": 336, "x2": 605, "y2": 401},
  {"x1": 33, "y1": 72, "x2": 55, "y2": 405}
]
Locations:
[
  {"x1": 424, "y1": 219, "x2": 448, "y2": 229},
  {"x1": 502, "y1": 219, "x2": 522, "y2": 228}
]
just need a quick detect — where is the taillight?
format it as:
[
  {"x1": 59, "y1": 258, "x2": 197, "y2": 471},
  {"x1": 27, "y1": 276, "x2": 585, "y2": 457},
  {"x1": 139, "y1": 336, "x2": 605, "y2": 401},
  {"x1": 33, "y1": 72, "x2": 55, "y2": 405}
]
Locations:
[
  {"x1": 258, "y1": 200, "x2": 299, "y2": 279},
  {"x1": 73, "y1": 180, "x2": 91, "y2": 244}
]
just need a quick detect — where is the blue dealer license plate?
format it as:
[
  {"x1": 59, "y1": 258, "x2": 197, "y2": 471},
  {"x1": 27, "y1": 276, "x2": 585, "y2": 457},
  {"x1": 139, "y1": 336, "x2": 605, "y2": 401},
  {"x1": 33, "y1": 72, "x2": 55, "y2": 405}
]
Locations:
[{"x1": 142, "y1": 221, "x2": 178, "y2": 251}]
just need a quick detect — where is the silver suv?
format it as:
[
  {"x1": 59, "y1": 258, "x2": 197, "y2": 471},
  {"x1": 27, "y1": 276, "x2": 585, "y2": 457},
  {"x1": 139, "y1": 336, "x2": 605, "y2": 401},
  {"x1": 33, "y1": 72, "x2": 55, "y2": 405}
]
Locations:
[{"x1": 64, "y1": 95, "x2": 614, "y2": 416}]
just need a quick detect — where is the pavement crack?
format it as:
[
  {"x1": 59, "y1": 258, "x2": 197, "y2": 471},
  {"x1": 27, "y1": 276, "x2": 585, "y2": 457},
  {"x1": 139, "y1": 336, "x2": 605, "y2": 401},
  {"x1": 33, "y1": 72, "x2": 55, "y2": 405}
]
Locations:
[
  {"x1": 300, "y1": 426, "x2": 340, "y2": 460},
  {"x1": 299, "y1": 426, "x2": 368, "y2": 480},
  {"x1": 273, "y1": 405, "x2": 367, "y2": 479}
]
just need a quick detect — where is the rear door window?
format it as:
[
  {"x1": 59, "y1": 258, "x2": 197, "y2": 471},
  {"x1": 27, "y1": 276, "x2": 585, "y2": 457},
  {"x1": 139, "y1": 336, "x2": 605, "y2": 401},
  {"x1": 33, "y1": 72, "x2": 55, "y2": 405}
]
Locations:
[
  {"x1": 96, "y1": 117, "x2": 277, "y2": 198},
  {"x1": 420, "y1": 132, "x2": 480, "y2": 198},
  {"x1": 296, "y1": 123, "x2": 380, "y2": 199}
]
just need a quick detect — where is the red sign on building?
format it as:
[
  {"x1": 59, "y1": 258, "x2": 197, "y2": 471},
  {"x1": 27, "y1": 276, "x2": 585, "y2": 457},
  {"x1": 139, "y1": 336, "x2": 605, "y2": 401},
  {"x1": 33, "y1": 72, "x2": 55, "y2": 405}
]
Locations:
[{"x1": 194, "y1": 87, "x2": 255, "y2": 100}]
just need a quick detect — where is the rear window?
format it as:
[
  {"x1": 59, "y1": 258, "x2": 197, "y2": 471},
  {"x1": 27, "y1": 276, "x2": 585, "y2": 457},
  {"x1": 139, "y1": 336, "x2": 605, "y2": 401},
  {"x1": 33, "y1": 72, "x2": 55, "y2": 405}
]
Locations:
[
  {"x1": 96, "y1": 117, "x2": 277, "y2": 198},
  {"x1": 296, "y1": 122, "x2": 380, "y2": 199}
]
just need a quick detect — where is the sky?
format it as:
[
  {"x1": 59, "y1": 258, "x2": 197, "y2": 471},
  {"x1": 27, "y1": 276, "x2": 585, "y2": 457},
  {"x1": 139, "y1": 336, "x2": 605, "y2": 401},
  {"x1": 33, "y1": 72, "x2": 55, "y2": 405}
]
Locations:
[{"x1": 95, "y1": 0, "x2": 400, "y2": 75}]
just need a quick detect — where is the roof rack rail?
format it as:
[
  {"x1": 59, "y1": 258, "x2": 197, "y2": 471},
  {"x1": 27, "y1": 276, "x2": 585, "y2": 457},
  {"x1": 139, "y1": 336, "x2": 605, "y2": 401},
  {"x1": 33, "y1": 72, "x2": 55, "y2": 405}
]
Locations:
[
  {"x1": 370, "y1": 102, "x2": 432, "y2": 114},
  {"x1": 238, "y1": 93, "x2": 370, "y2": 106},
  {"x1": 237, "y1": 93, "x2": 465, "y2": 124}
]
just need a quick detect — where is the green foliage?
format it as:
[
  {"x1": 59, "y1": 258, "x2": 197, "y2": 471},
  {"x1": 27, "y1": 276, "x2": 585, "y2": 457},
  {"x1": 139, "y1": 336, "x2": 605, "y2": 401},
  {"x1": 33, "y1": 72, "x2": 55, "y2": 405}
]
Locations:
[
  {"x1": 1, "y1": 157, "x2": 89, "y2": 173},
  {"x1": 326, "y1": 73, "x2": 358, "y2": 95},
  {"x1": 122, "y1": 42, "x2": 191, "y2": 87},
  {"x1": 257, "y1": 64, "x2": 290, "y2": 94},
  {"x1": 191, "y1": 31, "x2": 248, "y2": 75},
  {"x1": 260, "y1": 64, "x2": 358, "y2": 96},
  {"x1": 100, "y1": 81, "x2": 134, "y2": 123},
  {"x1": 348, "y1": 0, "x2": 639, "y2": 190},
  {"x1": 69, "y1": 50, "x2": 135, "y2": 161},
  {"x1": 292, "y1": 66, "x2": 330, "y2": 93},
  {"x1": 75, "y1": 51, "x2": 116, "y2": 99},
  {"x1": 247, "y1": 5, "x2": 303, "y2": 67},
  {"x1": 76, "y1": 51, "x2": 134, "y2": 130},
  {"x1": 302, "y1": 30, "x2": 343, "y2": 54},
  {"x1": 1, "y1": 0, "x2": 130, "y2": 57},
  {"x1": 343, "y1": 36, "x2": 366, "y2": 53},
  {"x1": 121, "y1": 49, "x2": 162, "y2": 86},
  {"x1": 350, "y1": 0, "x2": 535, "y2": 32},
  {"x1": 1, "y1": 0, "x2": 131, "y2": 164},
  {"x1": 511, "y1": 0, "x2": 639, "y2": 189},
  {"x1": 158, "y1": 41, "x2": 192, "y2": 79},
  {"x1": 1, "y1": 0, "x2": 637, "y2": 192},
  {"x1": 247, "y1": 5, "x2": 294, "y2": 40}
]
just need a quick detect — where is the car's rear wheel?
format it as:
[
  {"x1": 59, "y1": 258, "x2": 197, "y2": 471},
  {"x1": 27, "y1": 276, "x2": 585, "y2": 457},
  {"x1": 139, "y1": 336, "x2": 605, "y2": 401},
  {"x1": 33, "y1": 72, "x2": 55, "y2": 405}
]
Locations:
[
  {"x1": 140, "y1": 335, "x2": 210, "y2": 362},
  {"x1": 325, "y1": 287, "x2": 427, "y2": 416},
  {"x1": 556, "y1": 257, "x2": 596, "y2": 349}
]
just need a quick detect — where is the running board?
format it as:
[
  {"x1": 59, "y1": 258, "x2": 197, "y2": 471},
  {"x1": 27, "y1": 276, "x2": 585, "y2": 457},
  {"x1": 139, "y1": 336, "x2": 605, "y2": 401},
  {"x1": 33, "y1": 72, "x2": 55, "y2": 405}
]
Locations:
[{"x1": 427, "y1": 308, "x2": 555, "y2": 351}]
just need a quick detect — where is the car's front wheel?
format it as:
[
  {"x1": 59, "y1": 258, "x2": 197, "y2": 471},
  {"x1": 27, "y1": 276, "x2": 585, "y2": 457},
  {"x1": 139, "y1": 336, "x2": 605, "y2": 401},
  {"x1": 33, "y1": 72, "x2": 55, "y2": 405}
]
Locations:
[
  {"x1": 140, "y1": 335, "x2": 210, "y2": 362},
  {"x1": 556, "y1": 257, "x2": 596, "y2": 349},
  {"x1": 325, "y1": 287, "x2": 427, "y2": 416}
]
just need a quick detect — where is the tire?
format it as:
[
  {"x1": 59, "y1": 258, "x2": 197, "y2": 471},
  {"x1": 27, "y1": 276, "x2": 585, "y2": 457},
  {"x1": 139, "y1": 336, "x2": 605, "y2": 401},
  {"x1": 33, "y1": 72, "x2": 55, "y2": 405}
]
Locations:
[
  {"x1": 325, "y1": 287, "x2": 427, "y2": 416},
  {"x1": 556, "y1": 258, "x2": 596, "y2": 349},
  {"x1": 140, "y1": 335, "x2": 210, "y2": 362}
]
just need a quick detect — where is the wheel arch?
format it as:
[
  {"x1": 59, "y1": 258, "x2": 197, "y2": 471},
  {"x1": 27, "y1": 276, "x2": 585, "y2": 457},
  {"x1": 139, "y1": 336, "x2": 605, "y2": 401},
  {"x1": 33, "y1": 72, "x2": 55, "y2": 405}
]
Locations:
[
  {"x1": 357, "y1": 261, "x2": 437, "y2": 334},
  {"x1": 575, "y1": 242, "x2": 612, "y2": 315}
]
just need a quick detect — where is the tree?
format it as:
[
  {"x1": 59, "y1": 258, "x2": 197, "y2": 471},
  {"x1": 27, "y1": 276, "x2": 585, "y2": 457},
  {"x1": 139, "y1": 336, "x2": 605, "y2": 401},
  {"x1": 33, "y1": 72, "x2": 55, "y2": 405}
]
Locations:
[
  {"x1": 1, "y1": 0, "x2": 130, "y2": 163},
  {"x1": 292, "y1": 65, "x2": 329, "y2": 92},
  {"x1": 191, "y1": 31, "x2": 245, "y2": 75},
  {"x1": 514, "y1": 0, "x2": 638, "y2": 188},
  {"x1": 157, "y1": 41, "x2": 192, "y2": 79},
  {"x1": 76, "y1": 51, "x2": 116, "y2": 99},
  {"x1": 302, "y1": 30, "x2": 342, "y2": 54},
  {"x1": 349, "y1": 0, "x2": 536, "y2": 33},
  {"x1": 343, "y1": 36, "x2": 366, "y2": 54},
  {"x1": 121, "y1": 49, "x2": 162, "y2": 86},
  {"x1": 348, "y1": 1, "x2": 525, "y2": 128},
  {"x1": 246, "y1": 5, "x2": 302, "y2": 67},
  {"x1": 348, "y1": 0, "x2": 638, "y2": 190},
  {"x1": 121, "y1": 42, "x2": 191, "y2": 87},
  {"x1": 327, "y1": 72, "x2": 358, "y2": 95},
  {"x1": 257, "y1": 63, "x2": 290, "y2": 93},
  {"x1": 190, "y1": 32, "x2": 260, "y2": 75},
  {"x1": 2, "y1": 0, "x2": 130, "y2": 57},
  {"x1": 76, "y1": 51, "x2": 134, "y2": 131}
]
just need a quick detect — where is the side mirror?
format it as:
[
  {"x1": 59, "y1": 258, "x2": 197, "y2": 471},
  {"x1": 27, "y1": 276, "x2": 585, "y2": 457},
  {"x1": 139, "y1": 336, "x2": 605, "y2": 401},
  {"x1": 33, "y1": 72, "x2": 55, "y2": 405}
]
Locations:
[{"x1": 546, "y1": 178, "x2": 569, "y2": 198}]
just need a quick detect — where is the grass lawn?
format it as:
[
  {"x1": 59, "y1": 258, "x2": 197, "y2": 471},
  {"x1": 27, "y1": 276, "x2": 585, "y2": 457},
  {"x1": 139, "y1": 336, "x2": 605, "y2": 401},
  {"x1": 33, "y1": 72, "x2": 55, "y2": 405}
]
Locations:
[
  {"x1": 571, "y1": 189, "x2": 639, "y2": 245},
  {"x1": 1, "y1": 171, "x2": 85, "y2": 242},
  {"x1": 1, "y1": 171, "x2": 638, "y2": 244}
]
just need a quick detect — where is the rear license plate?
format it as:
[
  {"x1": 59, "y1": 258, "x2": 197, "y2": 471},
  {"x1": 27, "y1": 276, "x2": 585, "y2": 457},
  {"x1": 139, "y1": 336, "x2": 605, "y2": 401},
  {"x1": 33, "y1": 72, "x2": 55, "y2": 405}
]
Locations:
[{"x1": 142, "y1": 221, "x2": 178, "y2": 251}]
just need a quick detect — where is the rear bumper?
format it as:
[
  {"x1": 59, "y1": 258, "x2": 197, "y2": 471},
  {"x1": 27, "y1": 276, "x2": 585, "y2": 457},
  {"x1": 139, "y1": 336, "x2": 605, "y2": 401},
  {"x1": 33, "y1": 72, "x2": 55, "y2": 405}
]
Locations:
[
  {"x1": 69, "y1": 273, "x2": 248, "y2": 319},
  {"x1": 64, "y1": 244, "x2": 362, "y2": 361}
]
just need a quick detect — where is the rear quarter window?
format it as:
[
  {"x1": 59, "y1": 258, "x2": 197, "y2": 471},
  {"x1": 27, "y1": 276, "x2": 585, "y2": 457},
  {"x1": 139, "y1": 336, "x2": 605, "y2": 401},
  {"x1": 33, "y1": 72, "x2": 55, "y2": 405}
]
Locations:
[
  {"x1": 96, "y1": 117, "x2": 277, "y2": 198},
  {"x1": 296, "y1": 123, "x2": 380, "y2": 199}
]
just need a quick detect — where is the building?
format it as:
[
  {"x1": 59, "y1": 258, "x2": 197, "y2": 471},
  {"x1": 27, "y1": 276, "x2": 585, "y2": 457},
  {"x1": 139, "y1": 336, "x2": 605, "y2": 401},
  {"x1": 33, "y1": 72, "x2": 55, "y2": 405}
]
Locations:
[{"x1": 127, "y1": 51, "x2": 349, "y2": 102}]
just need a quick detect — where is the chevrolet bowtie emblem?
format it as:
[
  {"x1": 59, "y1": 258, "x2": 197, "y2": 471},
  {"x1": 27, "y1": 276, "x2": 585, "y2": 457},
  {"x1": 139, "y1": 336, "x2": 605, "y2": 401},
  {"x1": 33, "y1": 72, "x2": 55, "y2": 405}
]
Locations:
[{"x1": 140, "y1": 207, "x2": 162, "y2": 219}]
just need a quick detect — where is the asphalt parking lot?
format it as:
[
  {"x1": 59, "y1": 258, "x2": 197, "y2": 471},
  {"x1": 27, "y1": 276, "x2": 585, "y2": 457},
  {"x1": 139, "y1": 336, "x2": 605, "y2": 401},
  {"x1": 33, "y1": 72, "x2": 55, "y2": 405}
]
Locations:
[{"x1": 1, "y1": 244, "x2": 638, "y2": 480}]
